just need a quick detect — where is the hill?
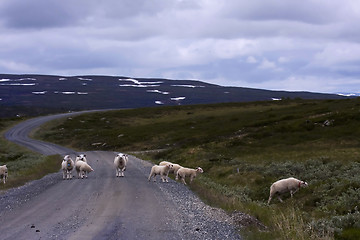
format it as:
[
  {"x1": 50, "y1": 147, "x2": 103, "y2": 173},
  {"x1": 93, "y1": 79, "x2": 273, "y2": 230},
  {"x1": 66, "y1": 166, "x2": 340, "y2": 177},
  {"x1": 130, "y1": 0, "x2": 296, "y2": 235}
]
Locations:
[
  {"x1": 35, "y1": 98, "x2": 360, "y2": 239},
  {"x1": 0, "y1": 74, "x2": 348, "y2": 117}
]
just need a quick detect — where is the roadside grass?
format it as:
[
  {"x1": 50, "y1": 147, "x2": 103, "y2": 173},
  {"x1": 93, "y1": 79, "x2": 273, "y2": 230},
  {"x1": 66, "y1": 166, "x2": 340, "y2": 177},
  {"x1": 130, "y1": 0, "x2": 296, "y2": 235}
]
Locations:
[
  {"x1": 34, "y1": 98, "x2": 360, "y2": 239},
  {"x1": 0, "y1": 118, "x2": 62, "y2": 192}
]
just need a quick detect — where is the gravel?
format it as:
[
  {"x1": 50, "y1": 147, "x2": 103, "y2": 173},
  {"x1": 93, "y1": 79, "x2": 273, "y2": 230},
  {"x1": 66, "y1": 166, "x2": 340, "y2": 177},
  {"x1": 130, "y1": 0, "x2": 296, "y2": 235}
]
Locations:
[
  {"x1": 0, "y1": 154, "x2": 265, "y2": 239},
  {"x1": 0, "y1": 172, "x2": 62, "y2": 214},
  {"x1": 131, "y1": 155, "x2": 244, "y2": 240}
]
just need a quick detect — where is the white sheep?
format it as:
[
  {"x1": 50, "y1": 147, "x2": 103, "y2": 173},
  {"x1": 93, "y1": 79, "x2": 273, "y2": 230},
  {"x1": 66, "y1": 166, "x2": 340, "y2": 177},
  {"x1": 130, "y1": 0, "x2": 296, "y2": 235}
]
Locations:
[
  {"x1": 268, "y1": 177, "x2": 308, "y2": 204},
  {"x1": 0, "y1": 165, "x2": 8, "y2": 184},
  {"x1": 75, "y1": 156, "x2": 94, "y2": 179},
  {"x1": 61, "y1": 155, "x2": 74, "y2": 180},
  {"x1": 159, "y1": 161, "x2": 183, "y2": 180},
  {"x1": 114, "y1": 153, "x2": 128, "y2": 177},
  {"x1": 75, "y1": 154, "x2": 87, "y2": 163},
  {"x1": 148, "y1": 163, "x2": 173, "y2": 182},
  {"x1": 176, "y1": 167, "x2": 204, "y2": 185}
]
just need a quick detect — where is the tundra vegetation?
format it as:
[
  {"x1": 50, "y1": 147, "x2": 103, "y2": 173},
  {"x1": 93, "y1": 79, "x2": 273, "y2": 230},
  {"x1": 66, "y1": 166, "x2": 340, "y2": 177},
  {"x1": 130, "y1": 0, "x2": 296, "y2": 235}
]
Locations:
[
  {"x1": 0, "y1": 118, "x2": 61, "y2": 192},
  {"x1": 34, "y1": 98, "x2": 360, "y2": 240}
]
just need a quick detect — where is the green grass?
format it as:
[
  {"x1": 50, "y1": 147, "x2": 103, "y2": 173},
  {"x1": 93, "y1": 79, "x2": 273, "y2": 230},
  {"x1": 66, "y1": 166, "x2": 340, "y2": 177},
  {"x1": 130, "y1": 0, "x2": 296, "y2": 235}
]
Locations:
[
  {"x1": 34, "y1": 98, "x2": 360, "y2": 239},
  {"x1": 0, "y1": 118, "x2": 62, "y2": 192}
]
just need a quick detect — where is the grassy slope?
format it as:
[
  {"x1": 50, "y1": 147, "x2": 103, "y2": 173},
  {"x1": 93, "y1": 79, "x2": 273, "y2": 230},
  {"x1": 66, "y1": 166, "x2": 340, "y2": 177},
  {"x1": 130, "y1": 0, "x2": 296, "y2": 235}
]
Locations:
[
  {"x1": 34, "y1": 98, "x2": 360, "y2": 239},
  {"x1": 0, "y1": 118, "x2": 62, "y2": 192}
]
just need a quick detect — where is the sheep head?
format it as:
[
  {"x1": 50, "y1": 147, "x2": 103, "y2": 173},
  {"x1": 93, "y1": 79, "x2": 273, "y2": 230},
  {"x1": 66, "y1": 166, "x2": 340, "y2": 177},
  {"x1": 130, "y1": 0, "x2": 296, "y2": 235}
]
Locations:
[
  {"x1": 196, "y1": 167, "x2": 204, "y2": 173},
  {"x1": 299, "y1": 180, "x2": 308, "y2": 188}
]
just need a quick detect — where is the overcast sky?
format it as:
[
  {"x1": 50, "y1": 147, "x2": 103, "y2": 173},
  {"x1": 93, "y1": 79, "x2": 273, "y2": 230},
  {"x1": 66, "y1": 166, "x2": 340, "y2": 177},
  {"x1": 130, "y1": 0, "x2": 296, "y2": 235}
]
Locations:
[{"x1": 1, "y1": 0, "x2": 359, "y2": 93}]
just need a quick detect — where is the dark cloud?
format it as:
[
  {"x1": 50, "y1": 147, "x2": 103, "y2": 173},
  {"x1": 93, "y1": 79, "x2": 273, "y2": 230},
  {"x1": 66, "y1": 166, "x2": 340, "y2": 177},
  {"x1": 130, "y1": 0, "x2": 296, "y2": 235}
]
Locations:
[
  {"x1": 0, "y1": 0, "x2": 359, "y2": 93},
  {"x1": 0, "y1": 0, "x2": 85, "y2": 29},
  {"x1": 221, "y1": 0, "x2": 341, "y2": 25}
]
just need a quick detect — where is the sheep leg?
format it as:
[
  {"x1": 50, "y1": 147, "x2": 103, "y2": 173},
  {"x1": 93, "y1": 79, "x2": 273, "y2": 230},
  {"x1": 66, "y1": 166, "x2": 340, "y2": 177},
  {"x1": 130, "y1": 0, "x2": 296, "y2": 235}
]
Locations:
[
  {"x1": 116, "y1": 168, "x2": 119, "y2": 177},
  {"x1": 161, "y1": 175, "x2": 169, "y2": 182},
  {"x1": 149, "y1": 173, "x2": 157, "y2": 182},
  {"x1": 291, "y1": 188, "x2": 299, "y2": 197},
  {"x1": 148, "y1": 171, "x2": 155, "y2": 181},
  {"x1": 181, "y1": 177, "x2": 187, "y2": 185},
  {"x1": 67, "y1": 170, "x2": 72, "y2": 180},
  {"x1": 268, "y1": 196, "x2": 272, "y2": 204},
  {"x1": 277, "y1": 196, "x2": 283, "y2": 202},
  {"x1": 190, "y1": 176, "x2": 194, "y2": 183}
]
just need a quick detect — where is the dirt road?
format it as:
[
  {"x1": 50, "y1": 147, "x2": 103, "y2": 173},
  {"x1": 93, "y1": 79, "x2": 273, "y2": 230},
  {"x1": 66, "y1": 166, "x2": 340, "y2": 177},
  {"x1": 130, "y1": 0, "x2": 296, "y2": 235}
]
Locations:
[{"x1": 1, "y1": 112, "x2": 241, "y2": 240}]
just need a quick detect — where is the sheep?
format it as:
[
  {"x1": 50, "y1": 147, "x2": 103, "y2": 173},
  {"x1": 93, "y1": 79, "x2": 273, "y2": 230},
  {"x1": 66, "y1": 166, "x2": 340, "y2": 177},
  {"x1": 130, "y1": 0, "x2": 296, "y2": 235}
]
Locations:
[
  {"x1": 0, "y1": 165, "x2": 8, "y2": 184},
  {"x1": 75, "y1": 154, "x2": 87, "y2": 163},
  {"x1": 61, "y1": 155, "x2": 74, "y2": 180},
  {"x1": 75, "y1": 155, "x2": 94, "y2": 179},
  {"x1": 148, "y1": 163, "x2": 173, "y2": 183},
  {"x1": 159, "y1": 161, "x2": 183, "y2": 180},
  {"x1": 268, "y1": 177, "x2": 308, "y2": 204},
  {"x1": 114, "y1": 153, "x2": 128, "y2": 177},
  {"x1": 176, "y1": 167, "x2": 204, "y2": 185}
]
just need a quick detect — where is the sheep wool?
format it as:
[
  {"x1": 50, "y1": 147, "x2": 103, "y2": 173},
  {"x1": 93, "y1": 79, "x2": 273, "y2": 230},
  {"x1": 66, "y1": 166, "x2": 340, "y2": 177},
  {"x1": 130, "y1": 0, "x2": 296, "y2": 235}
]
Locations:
[
  {"x1": 75, "y1": 159, "x2": 94, "y2": 179},
  {"x1": 148, "y1": 164, "x2": 173, "y2": 183},
  {"x1": 0, "y1": 165, "x2": 8, "y2": 184},
  {"x1": 61, "y1": 155, "x2": 74, "y2": 180},
  {"x1": 268, "y1": 177, "x2": 308, "y2": 204},
  {"x1": 176, "y1": 167, "x2": 204, "y2": 185},
  {"x1": 114, "y1": 153, "x2": 128, "y2": 177},
  {"x1": 159, "y1": 161, "x2": 183, "y2": 180}
]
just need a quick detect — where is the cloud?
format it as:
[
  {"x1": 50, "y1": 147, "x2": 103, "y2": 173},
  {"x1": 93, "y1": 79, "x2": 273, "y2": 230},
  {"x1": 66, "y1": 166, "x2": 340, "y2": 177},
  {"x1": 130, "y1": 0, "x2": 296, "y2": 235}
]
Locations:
[
  {"x1": 0, "y1": 0, "x2": 359, "y2": 93},
  {"x1": 0, "y1": 59, "x2": 34, "y2": 72},
  {"x1": 312, "y1": 42, "x2": 360, "y2": 68},
  {"x1": 0, "y1": 0, "x2": 84, "y2": 29},
  {"x1": 258, "y1": 58, "x2": 277, "y2": 70}
]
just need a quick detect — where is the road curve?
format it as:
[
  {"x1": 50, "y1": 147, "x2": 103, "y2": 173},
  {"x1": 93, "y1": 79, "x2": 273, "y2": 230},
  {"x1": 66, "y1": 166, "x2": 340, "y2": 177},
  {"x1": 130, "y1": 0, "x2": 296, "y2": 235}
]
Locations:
[
  {"x1": 1, "y1": 111, "x2": 241, "y2": 240},
  {"x1": 4, "y1": 110, "x2": 105, "y2": 156}
]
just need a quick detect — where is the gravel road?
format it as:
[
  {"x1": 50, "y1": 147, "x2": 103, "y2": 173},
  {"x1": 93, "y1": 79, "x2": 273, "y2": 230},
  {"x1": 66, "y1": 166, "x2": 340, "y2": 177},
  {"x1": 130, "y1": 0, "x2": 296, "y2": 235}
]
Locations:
[{"x1": 0, "y1": 112, "x2": 242, "y2": 240}]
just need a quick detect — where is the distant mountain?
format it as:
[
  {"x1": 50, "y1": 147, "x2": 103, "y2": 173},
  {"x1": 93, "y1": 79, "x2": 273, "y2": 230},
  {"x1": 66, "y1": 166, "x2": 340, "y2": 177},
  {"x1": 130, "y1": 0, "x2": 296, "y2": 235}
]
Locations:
[{"x1": 0, "y1": 74, "x2": 350, "y2": 117}]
